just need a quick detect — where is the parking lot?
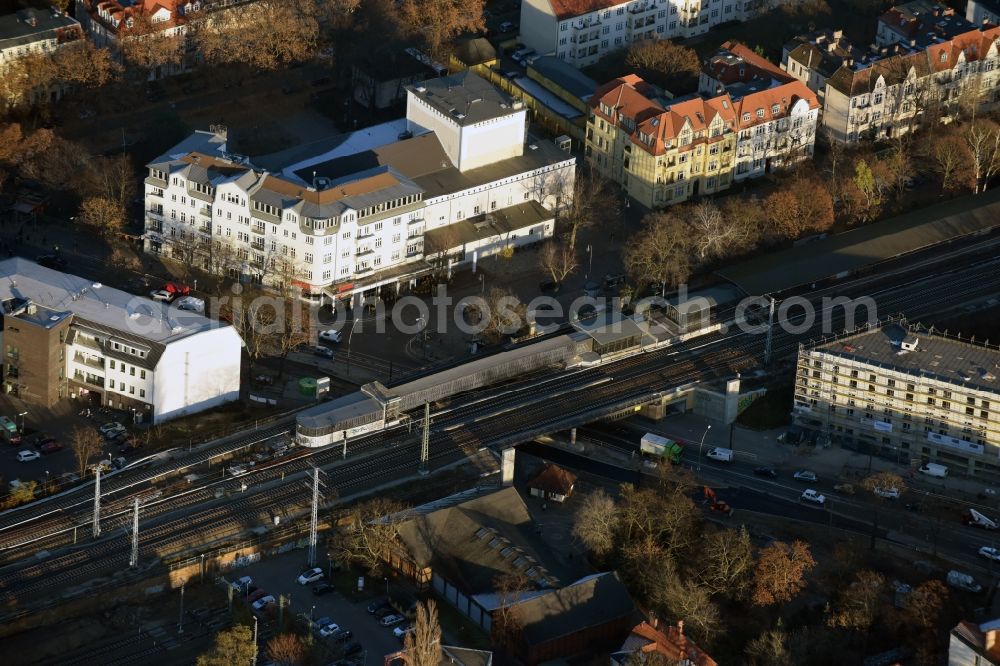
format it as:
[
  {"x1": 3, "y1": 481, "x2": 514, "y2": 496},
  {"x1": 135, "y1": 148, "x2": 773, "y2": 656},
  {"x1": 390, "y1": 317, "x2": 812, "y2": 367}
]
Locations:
[{"x1": 225, "y1": 550, "x2": 403, "y2": 663}]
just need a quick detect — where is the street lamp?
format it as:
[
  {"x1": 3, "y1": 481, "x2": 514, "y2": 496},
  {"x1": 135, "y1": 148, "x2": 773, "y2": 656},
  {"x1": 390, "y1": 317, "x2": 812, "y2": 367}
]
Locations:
[
  {"x1": 585, "y1": 244, "x2": 593, "y2": 280},
  {"x1": 16, "y1": 411, "x2": 27, "y2": 432},
  {"x1": 178, "y1": 581, "x2": 186, "y2": 635},
  {"x1": 696, "y1": 424, "x2": 712, "y2": 471},
  {"x1": 345, "y1": 317, "x2": 363, "y2": 377},
  {"x1": 384, "y1": 576, "x2": 389, "y2": 597}
]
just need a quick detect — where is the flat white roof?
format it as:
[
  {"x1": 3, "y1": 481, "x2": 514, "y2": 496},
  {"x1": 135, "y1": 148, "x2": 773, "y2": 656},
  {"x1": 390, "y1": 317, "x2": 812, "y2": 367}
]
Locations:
[
  {"x1": 280, "y1": 119, "x2": 412, "y2": 183},
  {"x1": 0, "y1": 257, "x2": 223, "y2": 344}
]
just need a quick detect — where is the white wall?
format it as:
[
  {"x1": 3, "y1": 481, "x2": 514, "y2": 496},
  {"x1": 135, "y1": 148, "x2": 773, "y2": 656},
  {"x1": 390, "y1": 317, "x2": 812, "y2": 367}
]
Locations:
[
  {"x1": 151, "y1": 326, "x2": 242, "y2": 422},
  {"x1": 458, "y1": 112, "x2": 526, "y2": 171},
  {"x1": 406, "y1": 94, "x2": 462, "y2": 166},
  {"x1": 520, "y1": 0, "x2": 560, "y2": 58}
]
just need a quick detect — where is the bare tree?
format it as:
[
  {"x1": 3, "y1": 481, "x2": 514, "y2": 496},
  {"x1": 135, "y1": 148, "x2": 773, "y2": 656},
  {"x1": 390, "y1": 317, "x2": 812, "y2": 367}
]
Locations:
[
  {"x1": 965, "y1": 119, "x2": 1000, "y2": 194},
  {"x1": 861, "y1": 471, "x2": 905, "y2": 497},
  {"x1": 697, "y1": 525, "x2": 755, "y2": 599},
  {"x1": 191, "y1": 0, "x2": 319, "y2": 71},
  {"x1": 70, "y1": 427, "x2": 103, "y2": 477},
  {"x1": 926, "y1": 128, "x2": 973, "y2": 192},
  {"x1": 752, "y1": 539, "x2": 816, "y2": 606},
  {"x1": 687, "y1": 200, "x2": 752, "y2": 262},
  {"x1": 491, "y1": 572, "x2": 530, "y2": 651},
  {"x1": 478, "y1": 287, "x2": 528, "y2": 345},
  {"x1": 9, "y1": 480, "x2": 37, "y2": 507},
  {"x1": 538, "y1": 240, "x2": 578, "y2": 287},
  {"x1": 0, "y1": 40, "x2": 117, "y2": 110},
  {"x1": 571, "y1": 489, "x2": 619, "y2": 558},
  {"x1": 655, "y1": 574, "x2": 721, "y2": 646},
  {"x1": 119, "y1": 13, "x2": 186, "y2": 80},
  {"x1": 826, "y1": 570, "x2": 885, "y2": 633},
  {"x1": 266, "y1": 633, "x2": 306, "y2": 666},
  {"x1": 622, "y1": 211, "x2": 692, "y2": 295},
  {"x1": 396, "y1": 0, "x2": 485, "y2": 62},
  {"x1": 625, "y1": 38, "x2": 700, "y2": 90},
  {"x1": 402, "y1": 600, "x2": 442, "y2": 666},
  {"x1": 560, "y1": 168, "x2": 618, "y2": 251},
  {"x1": 746, "y1": 623, "x2": 792, "y2": 666},
  {"x1": 329, "y1": 497, "x2": 406, "y2": 574}
]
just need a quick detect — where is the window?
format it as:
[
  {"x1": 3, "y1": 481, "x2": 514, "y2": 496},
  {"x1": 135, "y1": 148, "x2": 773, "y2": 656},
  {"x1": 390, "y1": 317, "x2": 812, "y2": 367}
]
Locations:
[
  {"x1": 140, "y1": 389, "x2": 145, "y2": 398},
  {"x1": 304, "y1": 253, "x2": 314, "y2": 263},
  {"x1": 756, "y1": 108, "x2": 764, "y2": 118}
]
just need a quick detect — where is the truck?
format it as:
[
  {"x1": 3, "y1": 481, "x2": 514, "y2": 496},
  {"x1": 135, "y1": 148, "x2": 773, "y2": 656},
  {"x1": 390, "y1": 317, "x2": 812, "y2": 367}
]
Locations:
[
  {"x1": 919, "y1": 462, "x2": 948, "y2": 478},
  {"x1": 706, "y1": 447, "x2": 734, "y2": 463},
  {"x1": 947, "y1": 570, "x2": 982, "y2": 593},
  {"x1": 963, "y1": 508, "x2": 998, "y2": 530},
  {"x1": 640, "y1": 433, "x2": 684, "y2": 465}
]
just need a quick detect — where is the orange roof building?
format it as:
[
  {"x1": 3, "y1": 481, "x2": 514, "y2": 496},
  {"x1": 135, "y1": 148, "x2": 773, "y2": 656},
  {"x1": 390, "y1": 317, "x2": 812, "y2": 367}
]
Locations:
[
  {"x1": 611, "y1": 620, "x2": 717, "y2": 666},
  {"x1": 822, "y1": 24, "x2": 1000, "y2": 143}
]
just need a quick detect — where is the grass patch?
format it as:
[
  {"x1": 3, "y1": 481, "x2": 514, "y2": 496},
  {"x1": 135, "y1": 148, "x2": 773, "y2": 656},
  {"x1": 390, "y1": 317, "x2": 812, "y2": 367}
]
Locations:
[{"x1": 737, "y1": 383, "x2": 793, "y2": 430}]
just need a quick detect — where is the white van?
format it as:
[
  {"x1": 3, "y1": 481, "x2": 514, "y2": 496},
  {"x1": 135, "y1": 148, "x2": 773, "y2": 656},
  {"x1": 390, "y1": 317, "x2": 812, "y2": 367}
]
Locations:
[
  {"x1": 919, "y1": 463, "x2": 948, "y2": 478},
  {"x1": 706, "y1": 447, "x2": 734, "y2": 463}
]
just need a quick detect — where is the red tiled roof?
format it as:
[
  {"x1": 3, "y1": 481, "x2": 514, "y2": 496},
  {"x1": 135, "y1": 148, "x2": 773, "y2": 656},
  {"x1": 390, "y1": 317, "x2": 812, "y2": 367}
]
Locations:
[
  {"x1": 926, "y1": 26, "x2": 1000, "y2": 72},
  {"x1": 528, "y1": 464, "x2": 577, "y2": 495},
  {"x1": 720, "y1": 41, "x2": 794, "y2": 83},
  {"x1": 732, "y1": 80, "x2": 819, "y2": 129},
  {"x1": 631, "y1": 621, "x2": 717, "y2": 666},
  {"x1": 548, "y1": 0, "x2": 620, "y2": 21}
]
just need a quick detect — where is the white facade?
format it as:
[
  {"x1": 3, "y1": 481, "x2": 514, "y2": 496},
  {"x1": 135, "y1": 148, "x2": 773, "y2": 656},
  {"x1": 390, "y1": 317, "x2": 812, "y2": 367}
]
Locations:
[
  {"x1": 521, "y1": 0, "x2": 758, "y2": 69},
  {"x1": 0, "y1": 257, "x2": 241, "y2": 424},
  {"x1": 144, "y1": 73, "x2": 575, "y2": 296},
  {"x1": 733, "y1": 95, "x2": 818, "y2": 180},
  {"x1": 0, "y1": 8, "x2": 81, "y2": 66}
]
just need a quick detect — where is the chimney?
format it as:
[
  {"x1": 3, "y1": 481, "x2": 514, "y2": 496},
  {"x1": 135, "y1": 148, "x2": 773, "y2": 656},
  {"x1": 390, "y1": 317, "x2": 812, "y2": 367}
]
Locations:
[
  {"x1": 677, "y1": 620, "x2": 684, "y2": 636},
  {"x1": 650, "y1": 617, "x2": 659, "y2": 629},
  {"x1": 833, "y1": 29, "x2": 843, "y2": 40},
  {"x1": 910, "y1": 39, "x2": 916, "y2": 47}
]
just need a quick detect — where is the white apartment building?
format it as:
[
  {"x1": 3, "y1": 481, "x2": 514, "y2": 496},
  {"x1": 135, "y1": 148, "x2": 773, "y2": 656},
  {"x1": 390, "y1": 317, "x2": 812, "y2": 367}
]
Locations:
[
  {"x1": 144, "y1": 71, "x2": 575, "y2": 299},
  {"x1": 823, "y1": 25, "x2": 1000, "y2": 143},
  {"x1": 0, "y1": 257, "x2": 241, "y2": 424},
  {"x1": 700, "y1": 43, "x2": 820, "y2": 180},
  {"x1": 520, "y1": 0, "x2": 758, "y2": 69},
  {"x1": 0, "y1": 7, "x2": 83, "y2": 105},
  {"x1": 781, "y1": 29, "x2": 859, "y2": 105},
  {"x1": 0, "y1": 7, "x2": 81, "y2": 65},
  {"x1": 793, "y1": 323, "x2": 1000, "y2": 482}
]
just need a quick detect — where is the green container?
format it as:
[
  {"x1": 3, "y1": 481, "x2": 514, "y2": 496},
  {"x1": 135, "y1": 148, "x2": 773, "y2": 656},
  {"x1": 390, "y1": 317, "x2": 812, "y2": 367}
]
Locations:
[{"x1": 299, "y1": 377, "x2": 317, "y2": 397}]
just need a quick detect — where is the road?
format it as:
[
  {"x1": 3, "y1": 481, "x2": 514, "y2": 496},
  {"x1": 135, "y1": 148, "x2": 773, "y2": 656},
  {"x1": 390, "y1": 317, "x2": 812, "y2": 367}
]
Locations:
[{"x1": 0, "y1": 238, "x2": 999, "y2": 617}]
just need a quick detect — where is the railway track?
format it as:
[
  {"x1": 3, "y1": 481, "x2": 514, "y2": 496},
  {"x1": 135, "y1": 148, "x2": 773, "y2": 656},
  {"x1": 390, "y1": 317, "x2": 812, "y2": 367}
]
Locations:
[{"x1": 0, "y1": 248, "x2": 998, "y2": 616}]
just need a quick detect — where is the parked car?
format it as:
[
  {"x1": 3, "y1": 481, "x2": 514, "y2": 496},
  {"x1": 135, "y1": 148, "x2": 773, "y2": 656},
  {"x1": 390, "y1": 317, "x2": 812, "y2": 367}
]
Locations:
[
  {"x1": 318, "y1": 620, "x2": 341, "y2": 637},
  {"x1": 40, "y1": 440, "x2": 63, "y2": 454},
  {"x1": 313, "y1": 616, "x2": 334, "y2": 633},
  {"x1": 753, "y1": 466, "x2": 777, "y2": 478},
  {"x1": 374, "y1": 606, "x2": 396, "y2": 620},
  {"x1": 499, "y1": 20, "x2": 514, "y2": 32},
  {"x1": 112, "y1": 456, "x2": 128, "y2": 470},
  {"x1": 801, "y1": 489, "x2": 826, "y2": 506},
  {"x1": 99, "y1": 422, "x2": 125, "y2": 436},
  {"x1": 7, "y1": 432, "x2": 22, "y2": 445},
  {"x1": 251, "y1": 595, "x2": 276, "y2": 611},
  {"x1": 793, "y1": 470, "x2": 818, "y2": 482},
  {"x1": 873, "y1": 487, "x2": 901, "y2": 499},
  {"x1": 312, "y1": 582, "x2": 335, "y2": 596},
  {"x1": 247, "y1": 589, "x2": 268, "y2": 604},
  {"x1": 16, "y1": 450, "x2": 40, "y2": 462},
  {"x1": 228, "y1": 464, "x2": 251, "y2": 477},
  {"x1": 979, "y1": 546, "x2": 1000, "y2": 561},
  {"x1": 35, "y1": 436, "x2": 58, "y2": 449},
  {"x1": 393, "y1": 624, "x2": 414, "y2": 638},
  {"x1": 380, "y1": 613, "x2": 405, "y2": 626},
  {"x1": 329, "y1": 628, "x2": 353, "y2": 643},
  {"x1": 343, "y1": 641, "x2": 364, "y2": 656},
  {"x1": 232, "y1": 576, "x2": 253, "y2": 592},
  {"x1": 319, "y1": 329, "x2": 343, "y2": 343},
  {"x1": 367, "y1": 598, "x2": 390, "y2": 614},
  {"x1": 313, "y1": 346, "x2": 334, "y2": 359},
  {"x1": 297, "y1": 567, "x2": 324, "y2": 585}
]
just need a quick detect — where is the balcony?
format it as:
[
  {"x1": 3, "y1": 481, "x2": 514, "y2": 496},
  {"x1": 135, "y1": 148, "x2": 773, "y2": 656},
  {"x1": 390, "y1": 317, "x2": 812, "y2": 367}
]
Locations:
[
  {"x1": 73, "y1": 371, "x2": 104, "y2": 388},
  {"x1": 356, "y1": 247, "x2": 374, "y2": 257},
  {"x1": 147, "y1": 187, "x2": 164, "y2": 198},
  {"x1": 74, "y1": 353, "x2": 105, "y2": 370},
  {"x1": 147, "y1": 207, "x2": 165, "y2": 218},
  {"x1": 199, "y1": 225, "x2": 213, "y2": 235},
  {"x1": 147, "y1": 220, "x2": 163, "y2": 233},
  {"x1": 251, "y1": 224, "x2": 266, "y2": 235},
  {"x1": 198, "y1": 205, "x2": 212, "y2": 218},
  {"x1": 250, "y1": 240, "x2": 265, "y2": 251}
]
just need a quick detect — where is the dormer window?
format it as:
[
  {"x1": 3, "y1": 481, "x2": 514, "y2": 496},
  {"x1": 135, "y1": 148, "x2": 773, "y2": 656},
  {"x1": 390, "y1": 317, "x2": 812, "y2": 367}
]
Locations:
[
  {"x1": 756, "y1": 108, "x2": 764, "y2": 118},
  {"x1": 742, "y1": 112, "x2": 750, "y2": 122},
  {"x1": 770, "y1": 104, "x2": 779, "y2": 115},
  {"x1": 940, "y1": 52, "x2": 948, "y2": 62},
  {"x1": 125, "y1": 16, "x2": 134, "y2": 29}
]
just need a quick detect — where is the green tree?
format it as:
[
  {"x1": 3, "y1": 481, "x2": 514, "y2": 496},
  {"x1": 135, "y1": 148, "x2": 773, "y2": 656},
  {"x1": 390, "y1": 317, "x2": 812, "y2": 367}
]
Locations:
[
  {"x1": 197, "y1": 624, "x2": 257, "y2": 666},
  {"x1": 850, "y1": 158, "x2": 882, "y2": 222},
  {"x1": 9, "y1": 480, "x2": 37, "y2": 506}
]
